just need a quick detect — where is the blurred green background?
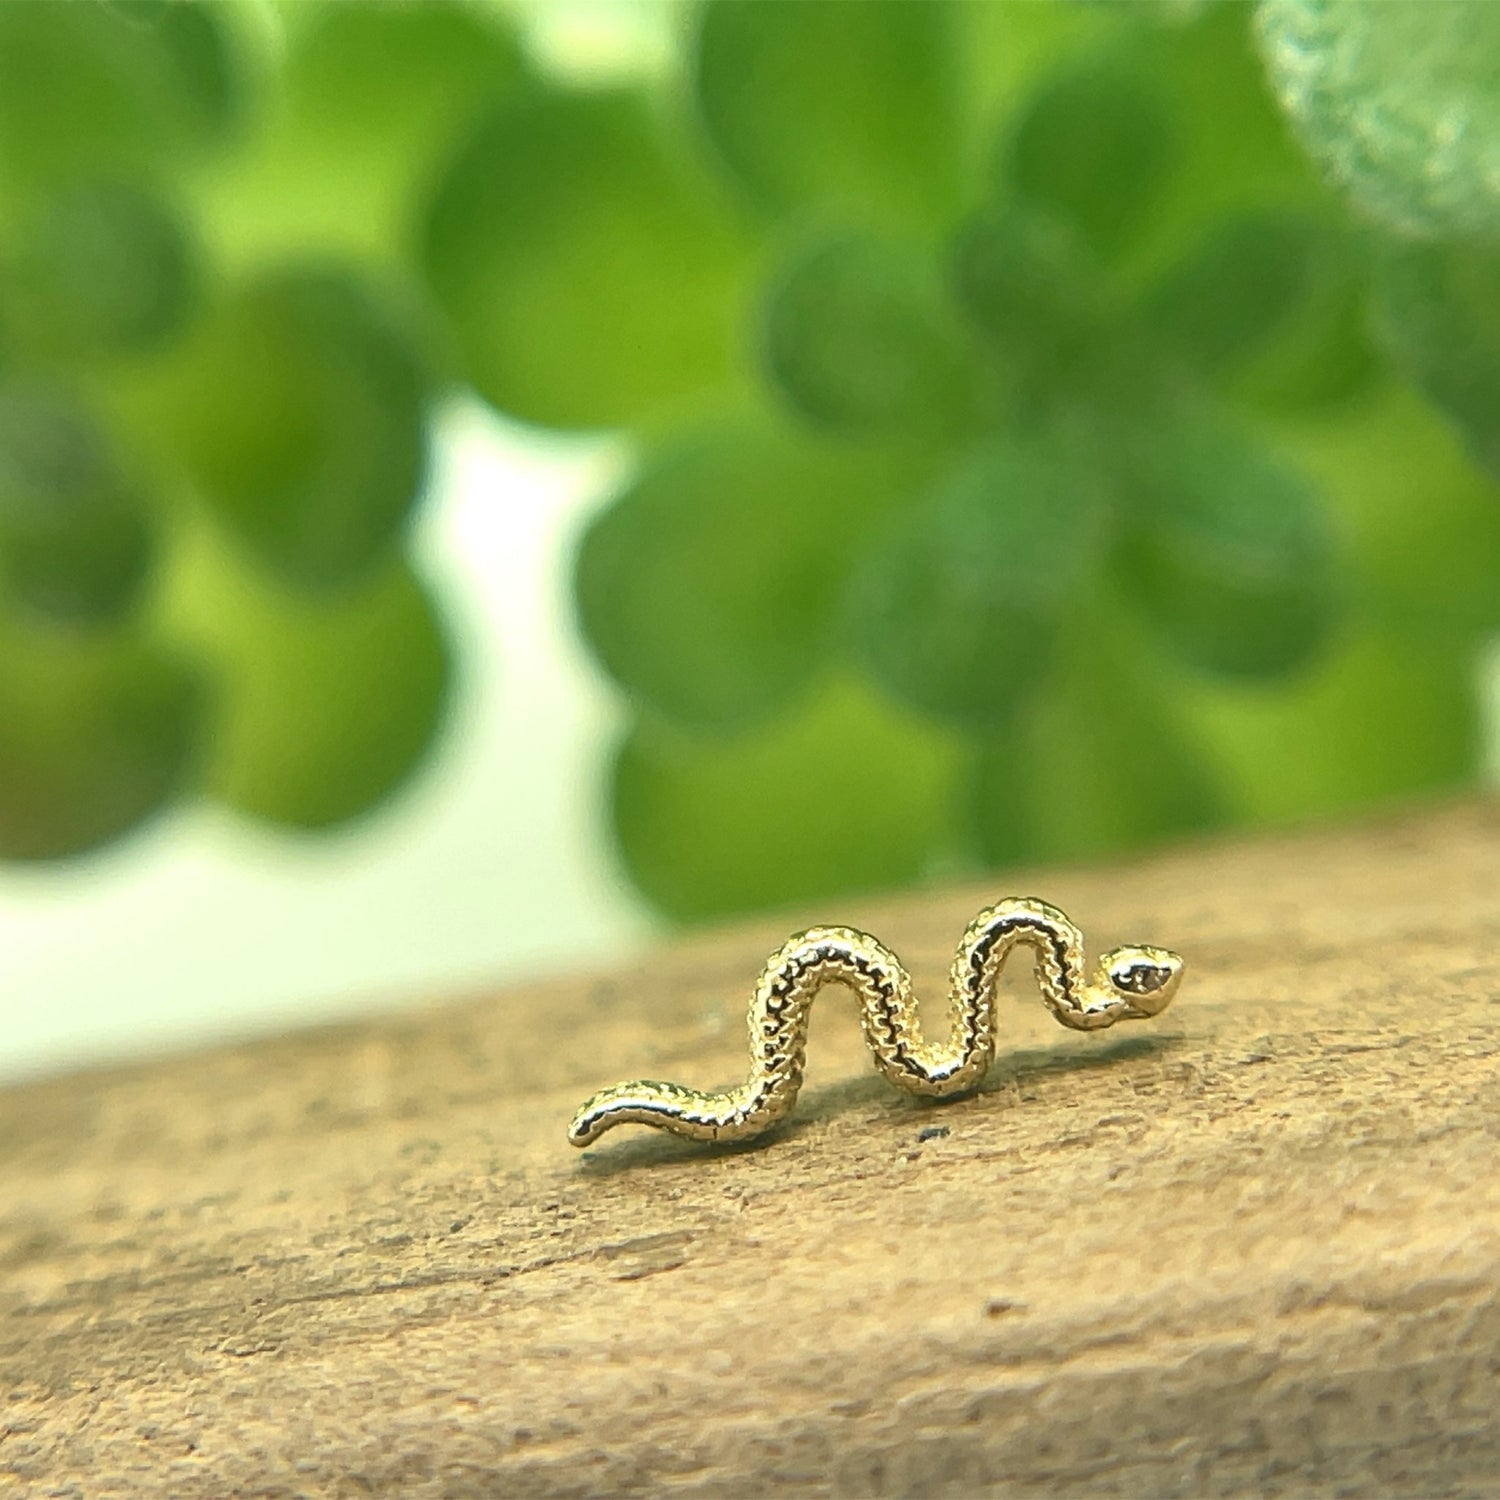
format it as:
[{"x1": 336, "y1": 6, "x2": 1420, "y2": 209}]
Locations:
[{"x1": 3, "y1": 0, "x2": 1500, "y2": 991}]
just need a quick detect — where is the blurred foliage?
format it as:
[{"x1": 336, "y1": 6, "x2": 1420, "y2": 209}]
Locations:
[
  {"x1": 1, "y1": 1, "x2": 1498, "y2": 930},
  {"x1": 1258, "y1": 0, "x2": 1500, "y2": 240}
]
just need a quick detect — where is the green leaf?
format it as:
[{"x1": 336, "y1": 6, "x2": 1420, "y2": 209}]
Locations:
[
  {"x1": 0, "y1": 381, "x2": 155, "y2": 626},
  {"x1": 421, "y1": 83, "x2": 751, "y2": 430},
  {"x1": 611, "y1": 681, "x2": 960, "y2": 922},
  {"x1": 761, "y1": 230, "x2": 969, "y2": 435},
  {"x1": 1005, "y1": 53, "x2": 1178, "y2": 262},
  {"x1": 1066, "y1": 5, "x2": 1328, "y2": 287},
  {"x1": 950, "y1": 207, "x2": 1165, "y2": 414},
  {"x1": 1117, "y1": 417, "x2": 1338, "y2": 678},
  {"x1": 3, "y1": 180, "x2": 196, "y2": 362},
  {"x1": 1375, "y1": 239, "x2": 1500, "y2": 485},
  {"x1": 577, "y1": 418, "x2": 925, "y2": 732},
  {"x1": 149, "y1": 265, "x2": 429, "y2": 592},
  {"x1": 0, "y1": 625, "x2": 201, "y2": 860},
  {"x1": 693, "y1": 0, "x2": 963, "y2": 228},
  {"x1": 1181, "y1": 626, "x2": 1480, "y2": 824},
  {"x1": 972, "y1": 632, "x2": 1229, "y2": 869},
  {"x1": 952, "y1": 208, "x2": 1107, "y2": 355},
  {"x1": 1257, "y1": 0, "x2": 1500, "y2": 238},
  {"x1": 202, "y1": 0, "x2": 524, "y2": 265},
  {"x1": 161, "y1": 524, "x2": 452, "y2": 831},
  {"x1": 0, "y1": 0, "x2": 237, "y2": 191},
  {"x1": 1147, "y1": 210, "x2": 1378, "y2": 411},
  {"x1": 951, "y1": 1, "x2": 1107, "y2": 150},
  {"x1": 104, "y1": 1, "x2": 175, "y2": 23},
  {"x1": 848, "y1": 435, "x2": 1110, "y2": 728}
]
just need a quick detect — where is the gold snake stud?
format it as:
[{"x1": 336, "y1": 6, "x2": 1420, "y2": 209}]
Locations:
[{"x1": 569, "y1": 897, "x2": 1184, "y2": 1148}]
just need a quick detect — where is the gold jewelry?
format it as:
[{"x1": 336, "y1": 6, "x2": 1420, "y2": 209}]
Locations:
[{"x1": 569, "y1": 897, "x2": 1184, "y2": 1148}]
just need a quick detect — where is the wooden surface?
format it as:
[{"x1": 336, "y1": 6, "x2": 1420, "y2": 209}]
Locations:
[{"x1": 4, "y1": 802, "x2": 1500, "y2": 1498}]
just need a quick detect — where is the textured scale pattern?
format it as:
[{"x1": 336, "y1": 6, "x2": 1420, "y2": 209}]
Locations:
[{"x1": 568, "y1": 898, "x2": 1185, "y2": 1147}]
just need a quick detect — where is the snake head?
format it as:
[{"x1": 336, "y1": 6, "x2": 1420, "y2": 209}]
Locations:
[{"x1": 1100, "y1": 944, "x2": 1183, "y2": 1019}]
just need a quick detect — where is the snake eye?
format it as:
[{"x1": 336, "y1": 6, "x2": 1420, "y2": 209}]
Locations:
[
  {"x1": 1104, "y1": 945, "x2": 1183, "y2": 1016},
  {"x1": 1109, "y1": 958, "x2": 1172, "y2": 995}
]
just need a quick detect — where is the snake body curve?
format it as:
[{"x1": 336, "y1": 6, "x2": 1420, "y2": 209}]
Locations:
[{"x1": 568, "y1": 898, "x2": 1183, "y2": 1147}]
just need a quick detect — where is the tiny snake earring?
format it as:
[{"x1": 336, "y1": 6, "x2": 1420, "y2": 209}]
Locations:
[{"x1": 569, "y1": 897, "x2": 1184, "y2": 1148}]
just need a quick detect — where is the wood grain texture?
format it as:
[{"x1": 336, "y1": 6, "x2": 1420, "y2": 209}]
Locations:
[{"x1": 4, "y1": 801, "x2": 1500, "y2": 1498}]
